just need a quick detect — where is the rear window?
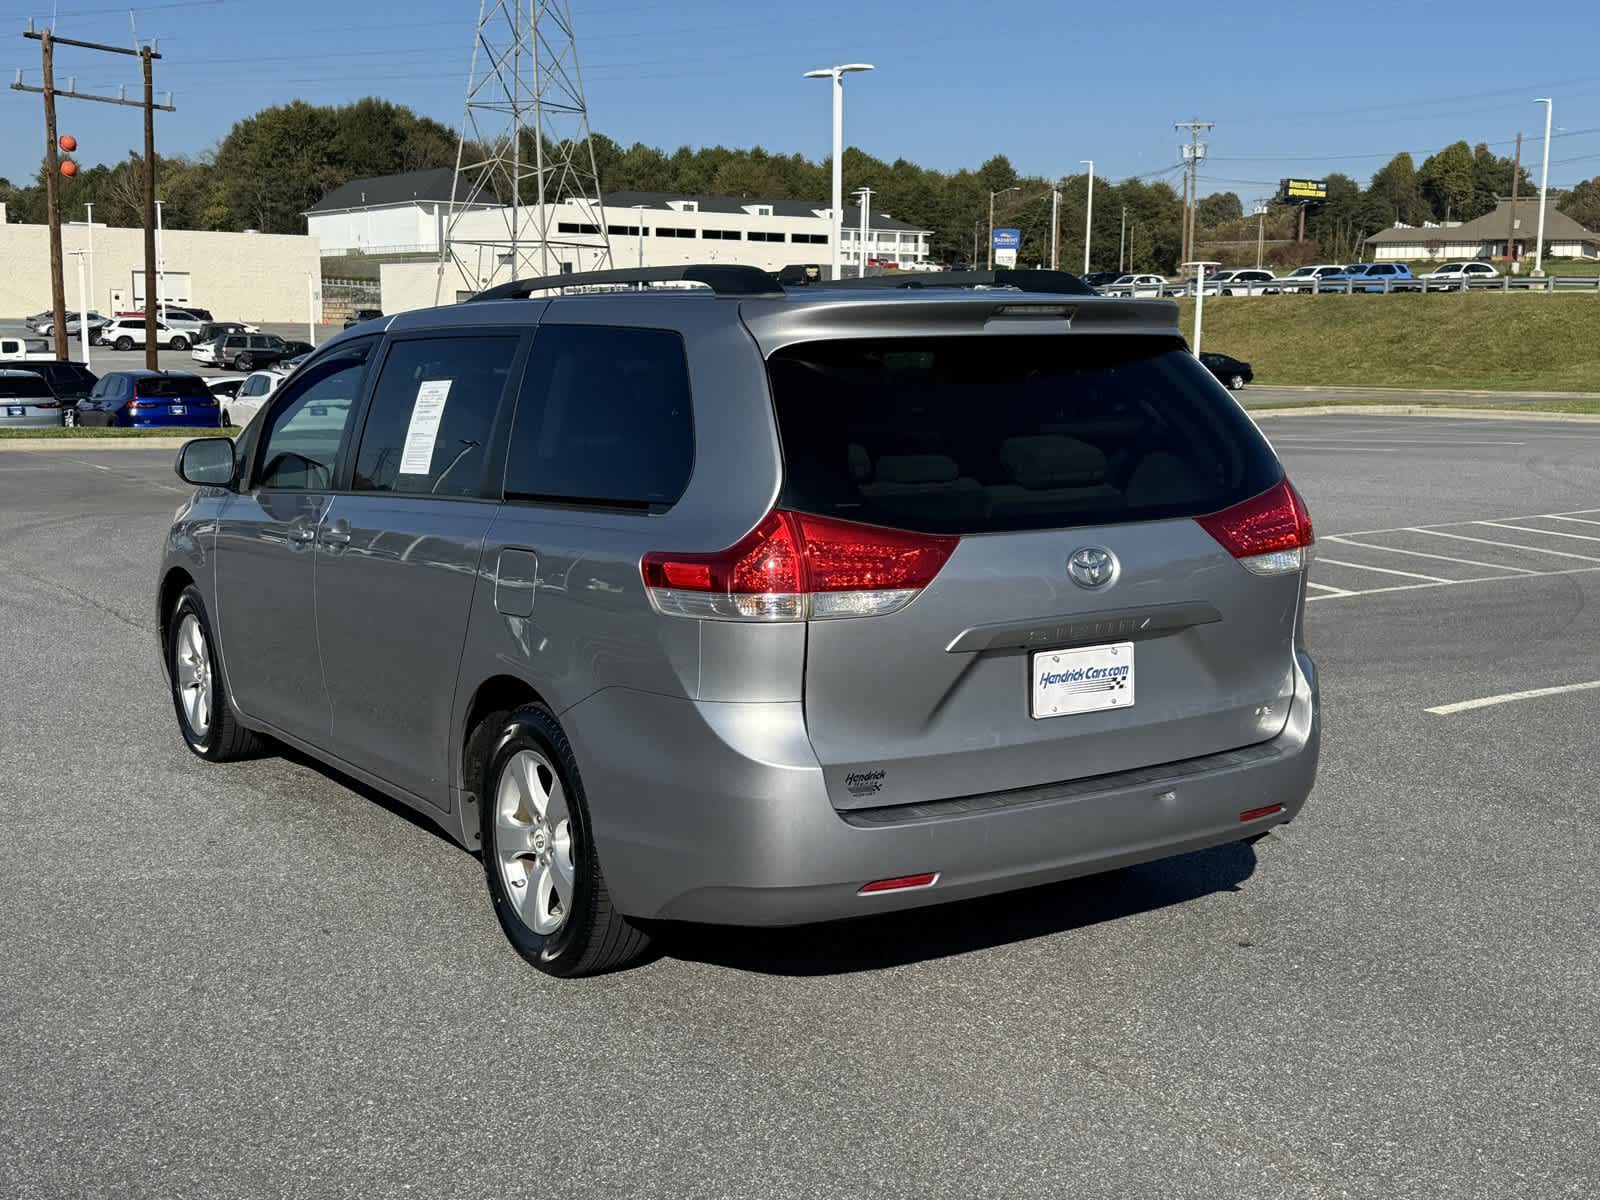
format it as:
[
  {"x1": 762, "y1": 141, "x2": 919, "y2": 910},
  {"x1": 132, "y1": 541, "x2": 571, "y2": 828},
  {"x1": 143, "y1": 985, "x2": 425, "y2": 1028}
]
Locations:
[
  {"x1": 0, "y1": 373, "x2": 52, "y2": 399},
  {"x1": 135, "y1": 375, "x2": 211, "y2": 398},
  {"x1": 766, "y1": 335, "x2": 1281, "y2": 535}
]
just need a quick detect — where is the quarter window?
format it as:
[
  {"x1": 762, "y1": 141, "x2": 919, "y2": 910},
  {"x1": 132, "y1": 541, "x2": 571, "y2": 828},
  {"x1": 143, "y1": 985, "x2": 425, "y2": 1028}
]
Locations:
[
  {"x1": 352, "y1": 335, "x2": 520, "y2": 497},
  {"x1": 505, "y1": 326, "x2": 693, "y2": 510}
]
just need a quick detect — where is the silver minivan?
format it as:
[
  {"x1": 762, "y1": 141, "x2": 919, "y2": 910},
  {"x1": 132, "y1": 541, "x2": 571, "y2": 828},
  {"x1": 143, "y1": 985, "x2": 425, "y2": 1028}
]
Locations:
[{"x1": 158, "y1": 266, "x2": 1319, "y2": 977}]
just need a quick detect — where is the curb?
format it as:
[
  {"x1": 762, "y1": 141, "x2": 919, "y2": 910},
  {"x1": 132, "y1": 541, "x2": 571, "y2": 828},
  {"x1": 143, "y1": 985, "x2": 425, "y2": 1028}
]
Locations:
[{"x1": 1249, "y1": 405, "x2": 1600, "y2": 423}]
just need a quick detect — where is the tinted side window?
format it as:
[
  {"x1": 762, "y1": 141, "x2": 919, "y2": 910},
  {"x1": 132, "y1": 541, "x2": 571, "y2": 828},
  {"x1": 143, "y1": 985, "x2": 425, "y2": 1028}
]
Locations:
[
  {"x1": 255, "y1": 350, "x2": 372, "y2": 491},
  {"x1": 505, "y1": 326, "x2": 693, "y2": 509},
  {"x1": 352, "y1": 335, "x2": 519, "y2": 497}
]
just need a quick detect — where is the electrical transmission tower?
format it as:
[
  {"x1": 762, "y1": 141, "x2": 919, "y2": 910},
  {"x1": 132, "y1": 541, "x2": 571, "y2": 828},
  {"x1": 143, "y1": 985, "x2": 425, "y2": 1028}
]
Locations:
[{"x1": 437, "y1": 0, "x2": 611, "y2": 302}]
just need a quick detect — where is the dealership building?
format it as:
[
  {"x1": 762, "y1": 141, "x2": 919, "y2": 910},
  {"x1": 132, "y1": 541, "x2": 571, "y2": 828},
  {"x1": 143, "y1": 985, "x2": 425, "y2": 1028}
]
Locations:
[
  {"x1": 304, "y1": 173, "x2": 934, "y2": 312},
  {"x1": 1365, "y1": 198, "x2": 1600, "y2": 261},
  {"x1": 0, "y1": 203, "x2": 322, "y2": 323}
]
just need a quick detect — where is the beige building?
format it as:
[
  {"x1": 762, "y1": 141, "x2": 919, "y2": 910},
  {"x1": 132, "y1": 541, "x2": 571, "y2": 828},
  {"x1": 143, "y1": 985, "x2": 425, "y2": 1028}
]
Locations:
[
  {"x1": 379, "y1": 190, "x2": 933, "y2": 313},
  {"x1": 1365, "y1": 198, "x2": 1600, "y2": 262},
  {"x1": 0, "y1": 204, "x2": 322, "y2": 323}
]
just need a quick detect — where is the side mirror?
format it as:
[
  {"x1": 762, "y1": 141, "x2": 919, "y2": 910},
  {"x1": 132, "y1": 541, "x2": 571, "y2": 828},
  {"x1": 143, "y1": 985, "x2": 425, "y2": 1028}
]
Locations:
[{"x1": 175, "y1": 436, "x2": 237, "y2": 488}]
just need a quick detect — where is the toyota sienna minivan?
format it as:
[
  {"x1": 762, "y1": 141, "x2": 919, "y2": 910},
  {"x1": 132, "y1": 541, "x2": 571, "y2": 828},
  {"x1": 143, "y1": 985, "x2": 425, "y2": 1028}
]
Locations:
[{"x1": 158, "y1": 265, "x2": 1320, "y2": 976}]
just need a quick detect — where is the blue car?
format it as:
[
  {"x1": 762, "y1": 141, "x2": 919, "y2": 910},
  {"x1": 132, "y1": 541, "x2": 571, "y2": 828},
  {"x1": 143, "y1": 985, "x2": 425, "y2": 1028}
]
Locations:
[
  {"x1": 77, "y1": 370, "x2": 223, "y2": 428},
  {"x1": 1317, "y1": 263, "x2": 1416, "y2": 294}
]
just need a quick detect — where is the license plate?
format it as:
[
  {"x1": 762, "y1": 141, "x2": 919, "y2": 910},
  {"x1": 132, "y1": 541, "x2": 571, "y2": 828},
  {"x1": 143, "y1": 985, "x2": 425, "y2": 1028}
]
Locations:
[
  {"x1": 4, "y1": 406, "x2": 22, "y2": 417},
  {"x1": 1031, "y1": 642, "x2": 1135, "y2": 718},
  {"x1": 170, "y1": 405, "x2": 186, "y2": 415}
]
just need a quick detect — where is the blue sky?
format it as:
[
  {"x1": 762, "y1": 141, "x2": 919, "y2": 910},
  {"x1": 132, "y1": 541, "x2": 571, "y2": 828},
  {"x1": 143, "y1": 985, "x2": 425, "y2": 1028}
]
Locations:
[{"x1": 4, "y1": 0, "x2": 1599, "y2": 199}]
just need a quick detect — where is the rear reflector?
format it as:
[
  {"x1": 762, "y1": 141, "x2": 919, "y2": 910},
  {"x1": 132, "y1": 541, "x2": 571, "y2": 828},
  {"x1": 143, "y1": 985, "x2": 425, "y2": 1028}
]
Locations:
[
  {"x1": 858, "y1": 872, "x2": 938, "y2": 895},
  {"x1": 1239, "y1": 803, "x2": 1285, "y2": 823},
  {"x1": 1195, "y1": 478, "x2": 1314, "y2": 576},
  {"x1": 642, "y1": 510, "x2": 958, "y2": 622}
]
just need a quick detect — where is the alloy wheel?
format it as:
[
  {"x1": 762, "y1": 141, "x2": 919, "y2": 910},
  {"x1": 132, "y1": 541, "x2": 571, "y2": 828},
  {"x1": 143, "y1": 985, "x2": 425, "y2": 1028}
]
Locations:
[
  {"x1": 175, "y1": 613, "x2": 212, "y2": 737},
  {"x1": 494, "y1": 749, "x2": 576, "y2": 935}
]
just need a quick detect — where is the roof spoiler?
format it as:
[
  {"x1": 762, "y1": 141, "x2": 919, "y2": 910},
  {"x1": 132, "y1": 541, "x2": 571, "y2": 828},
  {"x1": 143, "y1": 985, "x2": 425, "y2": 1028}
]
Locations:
[
  {"x1": 468, "y1": 264, "x2": 783, "y2": 301},
  {"x1": 825, "y1": 269, "x2": 1096, "y2": 296}
]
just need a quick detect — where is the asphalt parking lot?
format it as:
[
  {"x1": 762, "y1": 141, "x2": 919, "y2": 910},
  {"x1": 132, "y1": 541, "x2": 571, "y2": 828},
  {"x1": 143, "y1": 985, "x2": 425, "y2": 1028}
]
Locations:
[
  {"x1": 3, "y1": 411, "x2": 1598, "y2": 1198},
  {"x1": 0, "y1": 320, "x2": 328, "y2": 382}
]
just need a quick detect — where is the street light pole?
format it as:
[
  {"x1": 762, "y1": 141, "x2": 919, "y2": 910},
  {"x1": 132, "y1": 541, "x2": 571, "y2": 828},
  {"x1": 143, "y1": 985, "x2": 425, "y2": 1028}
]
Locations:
[
  {"x1": 853, "y1": 186, "x2": 873, "y2": 277},
  {"x1": 1119, "y1": 206, "x2": 1127, "y2": 271},
  {"x1": 1079, "y1": 160, "x2": 1095, "y2": 274},
  {"x1": 630, "y1": 204, "x2": 647, "y2": 268},
  {"x1": 154, "y1": 197, "x2": 166, "y2": 322},
  {"x1": 71, "y1": 250, "x2": 91, "y2": 373},
  {"x1": 1184, "y1": 261, "x2": 1220, "y2": 357},
  {"x1": 85, "y1": 203, "x2": 95, "y2": 331},
  {"x1": 1050, "y1": 188, "x2": 1060, "y2": 270},
  {"x1": 804, "y1": 63, "x2": 874, "y2": 281},
  {"x1": 1533, "y1": 97, "x2": 1553, "y2": 278},
  {"x1": 988, "y1": 185, "x2": 1019, "y2": 270}
]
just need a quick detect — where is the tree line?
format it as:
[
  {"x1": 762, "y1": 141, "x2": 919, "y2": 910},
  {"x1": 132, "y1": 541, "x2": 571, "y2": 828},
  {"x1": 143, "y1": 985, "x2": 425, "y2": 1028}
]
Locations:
[{"x1": 2, "y1": 97, "x2": 1596, "y2": 272}]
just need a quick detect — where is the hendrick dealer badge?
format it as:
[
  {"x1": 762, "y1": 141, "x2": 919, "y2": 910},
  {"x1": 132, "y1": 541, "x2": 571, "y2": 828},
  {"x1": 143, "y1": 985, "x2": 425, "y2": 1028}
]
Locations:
[{"x1": 1031, "y1": 642, "x2": 1135, "y2": 718}]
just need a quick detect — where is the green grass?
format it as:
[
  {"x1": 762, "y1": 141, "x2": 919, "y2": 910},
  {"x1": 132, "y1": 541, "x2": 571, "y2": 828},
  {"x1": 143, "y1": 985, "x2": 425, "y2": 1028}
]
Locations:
[
  {"x1": 0, "y1": 425, "x2": 232, "y2": 439},
  {"x1": 1178, "y1": 293, "x2": 1600, "y2": 392}
]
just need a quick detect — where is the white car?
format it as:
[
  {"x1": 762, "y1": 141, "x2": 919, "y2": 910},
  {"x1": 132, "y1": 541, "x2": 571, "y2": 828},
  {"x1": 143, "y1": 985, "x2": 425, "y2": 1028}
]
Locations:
[
  {"x1": 1102, "y1": 273, "x2": 1169, "y2": 298},
  {"x1": 1418, "y1": 261, "x2": 1499, "y2": 290},
  {"x1": 219, "y1": 370, "x2": 283, "y2": 428},
  {"x1": 100, "y1": 317, "x2": 194, "y2": 351},
  {"x1": 1200, "y1": 268, "x2": 1278, "y2": 297},
  {"x1": 1269, "y1": 264, "x2": 1347, "y2": 294}
]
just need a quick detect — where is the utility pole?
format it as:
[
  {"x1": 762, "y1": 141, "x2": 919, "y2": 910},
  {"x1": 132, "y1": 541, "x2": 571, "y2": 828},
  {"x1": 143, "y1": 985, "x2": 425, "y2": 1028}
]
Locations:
[
  {"x1": 1506, "y1": 132, "x2": 1522, "y2": 271},
  {"x1": 1174, "y1": 119, "x2": 1213, "y2": 276},
  {"x1": 14, "y1": 24, "x2": 174, "y2": 368}
]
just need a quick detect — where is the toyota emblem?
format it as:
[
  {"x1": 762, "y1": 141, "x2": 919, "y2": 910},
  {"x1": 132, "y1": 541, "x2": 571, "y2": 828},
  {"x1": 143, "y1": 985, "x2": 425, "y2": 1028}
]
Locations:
[{"x1": 1068, "y1": 546, "x2": 1119, "y2": 589}]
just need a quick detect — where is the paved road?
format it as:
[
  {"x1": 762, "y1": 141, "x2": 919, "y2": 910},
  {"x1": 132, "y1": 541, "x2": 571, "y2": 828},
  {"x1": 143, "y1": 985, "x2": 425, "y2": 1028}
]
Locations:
[{"x1": 3, "y1": 414, "x2": 1598, "y2": 1198}]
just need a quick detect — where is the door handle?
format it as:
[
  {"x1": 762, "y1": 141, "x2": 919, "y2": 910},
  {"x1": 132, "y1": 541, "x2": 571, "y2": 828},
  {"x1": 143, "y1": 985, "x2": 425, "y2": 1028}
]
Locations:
[
  {"x1": 321, "y1": 519, "x2": 352, "y2": 547},
  {"x1": 288, "y1": 525, "x2": 317, "y2": 544}
]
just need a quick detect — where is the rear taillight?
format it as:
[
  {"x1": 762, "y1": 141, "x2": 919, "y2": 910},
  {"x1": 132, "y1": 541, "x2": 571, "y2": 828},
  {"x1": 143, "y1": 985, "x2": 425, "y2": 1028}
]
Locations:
[
  {"x1": 1196, "y1": 478, "x2": 1314, "y2": 576},
  {"x1": 641, "y1": 510, "x2": 958, "y2": 622},
  {"x1": 33, "y1": 398, "x2": 60, "y2": 409}
]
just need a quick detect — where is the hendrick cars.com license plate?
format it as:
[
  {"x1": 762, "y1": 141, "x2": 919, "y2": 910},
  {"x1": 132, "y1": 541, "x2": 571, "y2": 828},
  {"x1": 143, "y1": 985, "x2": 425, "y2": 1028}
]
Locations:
[
  {"x1": 1031, "y1": 642, "x2": 1135, "y2": 718},
  {"x1": 170, "y1": 405, "x2": 186, "y2": 416},
  {"x1": 5, "y1": 406, "x2": 23, "y2": 417}
]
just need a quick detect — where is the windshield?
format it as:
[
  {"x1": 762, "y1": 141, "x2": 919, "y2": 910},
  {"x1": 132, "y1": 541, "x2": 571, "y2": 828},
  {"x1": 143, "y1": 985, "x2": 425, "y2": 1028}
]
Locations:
[{"x1": 766, "y1": 334, "x2": 1280, "y2": 536}]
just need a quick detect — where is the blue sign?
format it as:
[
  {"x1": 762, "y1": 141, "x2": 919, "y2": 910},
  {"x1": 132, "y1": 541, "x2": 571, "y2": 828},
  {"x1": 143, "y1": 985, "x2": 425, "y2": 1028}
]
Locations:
[{"x1": 992, "y1": 227, "x2": 1021, "y2": 250}]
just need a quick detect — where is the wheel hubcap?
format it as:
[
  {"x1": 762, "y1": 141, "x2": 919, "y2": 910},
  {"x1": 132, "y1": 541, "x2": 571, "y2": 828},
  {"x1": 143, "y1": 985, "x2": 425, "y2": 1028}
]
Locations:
[
  {"x1": 494, "y1": 749, "x2": 576, "y2": 935},
  {"x1": 175, "y1": 613, "x2": 212, "y2": 737}
]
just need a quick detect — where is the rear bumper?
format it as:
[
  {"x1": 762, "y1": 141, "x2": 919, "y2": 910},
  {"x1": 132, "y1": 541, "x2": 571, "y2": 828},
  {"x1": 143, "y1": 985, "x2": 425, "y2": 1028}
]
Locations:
[{"x1": 564, "y1": 653, "x2": 1320, "y2": 926}]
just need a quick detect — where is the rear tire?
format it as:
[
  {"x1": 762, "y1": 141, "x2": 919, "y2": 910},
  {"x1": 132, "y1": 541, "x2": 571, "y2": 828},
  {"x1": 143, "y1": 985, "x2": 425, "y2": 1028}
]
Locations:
[
  {"x1": 237, "y1": 355, "x2": 254, "y2": 371},
  {"x1": 167, "y1": 585, "x2": 263, "y2": 762},
  {"x1": 114, "y1": 336, "x2": 133, "y2": 351},
  {"x1": 480, "y1": 704, "x2": 652, "y2": 977},
  {"x1": 171, "y1": 336, "x2": 189, "y2": 350},
  {"x1": 1229, "y1": 373, "x2": 1246, "y2": 391}
]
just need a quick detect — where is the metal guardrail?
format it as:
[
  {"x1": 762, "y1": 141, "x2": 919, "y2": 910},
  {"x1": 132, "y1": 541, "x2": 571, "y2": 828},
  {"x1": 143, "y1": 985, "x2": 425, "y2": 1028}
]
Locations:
[{"x1": 1094, "y1": 274, "x2": 1600, "y2": 299}]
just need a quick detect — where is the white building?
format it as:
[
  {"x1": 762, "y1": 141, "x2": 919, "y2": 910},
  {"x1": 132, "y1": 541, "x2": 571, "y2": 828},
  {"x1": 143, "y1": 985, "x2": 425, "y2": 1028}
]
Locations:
[
  {"x1": 1365, "y1": 198, "x2": 1599, "y2": 261},
  {"x1": 0, "y1": 203, "x2": 321, "y2": 323},
  {"x1": 305, "y1": 168, "x2": 495, "y2": 257},
  {"x1": 328, "y1": 183, "x2": 932, "y2": 312}
]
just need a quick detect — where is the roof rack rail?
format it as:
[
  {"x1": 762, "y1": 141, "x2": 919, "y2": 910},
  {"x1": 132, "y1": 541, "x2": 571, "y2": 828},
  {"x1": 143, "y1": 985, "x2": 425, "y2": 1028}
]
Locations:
[
  {"x1": 825, "y1": 269, "x2": 1096, "y2": 296},
  {"x1": 468, "y1": 264, "x2": 783, "y2": 302}
]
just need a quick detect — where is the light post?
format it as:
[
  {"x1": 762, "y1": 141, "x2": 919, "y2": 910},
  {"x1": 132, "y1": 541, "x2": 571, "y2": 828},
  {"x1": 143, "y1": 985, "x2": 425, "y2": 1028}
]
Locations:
[
  {"x1": 803, "y1": 63, "x2": 874, "y2": 282},
  {"x1": 630, "y1": 204, "x2": 647, "y2": 268},
  {"x1": 1184, "y1": 261, "x2": 1220, "y2": 358},
  {"x1": 154, "y1": 198, "x2": 166, "y2": 322},
  {"x1": 1254, "y1": 200, "x2": 1268, "y2": 269},
  {"x1": 1533, "y1": 97, "x2": 1553, "y2": 278},
  {"x1": 987, "y1": 185, "x2": 1020, "y2": 270},
  {"x1": 70, "y1": 250, "x2": 91, "y2": 373},
  {"x1": 852, "y1": 186, "x2": 873, "y2": 276},
  {"x1": 85, "y1": 203, "x2": 95, "y2": 329},
  {"x1": 1050, "y1": 188, "x2": 1061, "y2": 270},
  {"x1": 1080, "y1": 160, "x2": 1094, "y2": 274},
  {"x1": 1118, "y1": 206, "x2": 1127, "y2": 272}
]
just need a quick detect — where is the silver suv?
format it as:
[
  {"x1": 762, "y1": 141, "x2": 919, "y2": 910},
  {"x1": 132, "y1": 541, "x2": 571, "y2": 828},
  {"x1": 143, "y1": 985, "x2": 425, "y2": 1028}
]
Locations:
[{"x1": 159, "y1": 265, "x2": 1320, "y2": 977}]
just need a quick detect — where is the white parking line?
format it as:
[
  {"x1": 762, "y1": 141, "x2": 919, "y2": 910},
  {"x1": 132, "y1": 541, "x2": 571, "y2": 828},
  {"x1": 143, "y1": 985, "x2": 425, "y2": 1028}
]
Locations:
[
  {"x1": 1316, "y1": 557, "x2": 1450, "y2": 583},
  {"x1": 1321, "y1": 536, "x2": 1536, "y2": 574},
  {"x1": 1306, "y1": 564, "x2": 1600, "y2": 602},
  {"x1": 1546, "y1": 515, "x2": 1600, "y2": 528},
  {"x1": 1476, "y1": 520, "x2": 1600, "y2": 543},
  {"x1": 1425, "y1": 679, "x2": 1600, "y2": 716},
  {"x1": 1336, "y1": 507, "x2": 1600, "y2": 539},
  {"x1": 1410, "y1": 527, "x2": 1600, "y2": 564},
  {"x1": 1305, "y1": 581, "x2": 1355, "y2": 595}
]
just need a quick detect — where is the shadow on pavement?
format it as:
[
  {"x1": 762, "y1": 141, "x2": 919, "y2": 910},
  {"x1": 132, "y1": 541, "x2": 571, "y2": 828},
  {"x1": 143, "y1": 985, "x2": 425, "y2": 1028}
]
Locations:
[{"x1": 652, "y1": 840, "x2": 1259, "y2": 977}]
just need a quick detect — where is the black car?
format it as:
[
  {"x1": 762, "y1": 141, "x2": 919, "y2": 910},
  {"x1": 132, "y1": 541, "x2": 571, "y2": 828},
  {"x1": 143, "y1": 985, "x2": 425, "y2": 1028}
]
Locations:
[
  {"x1": 276, "y1": 340, "x2": 315, "y2": 358},
  {"x1": 344, "y1": 308, "x2": 384, "y2": 330},
  {"x1": 0, "y1": 359, "x2": 98, "y2": 423},
  {"x1": 1199, "y1": 351, "x2": 1253, "y2": 391},
  {"x1": 775, "y1": 264, "x2": 822, "y2": 286},
  {"x1": 196, "y1": 321, "x2": 253, "y2": 346},
  {"x1": 1081, "y1": 271, "x2": 1126, "y2": 289}
]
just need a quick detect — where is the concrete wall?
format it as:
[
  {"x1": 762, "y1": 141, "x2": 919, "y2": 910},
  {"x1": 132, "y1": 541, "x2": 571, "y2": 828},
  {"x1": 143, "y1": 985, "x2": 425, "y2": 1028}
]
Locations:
[
  {"x1": 0, "y1": 220, "x2": 321, "y2": 322},
  {"x1": 308, "y1": 204, "x2": 447, "y2": 255}
]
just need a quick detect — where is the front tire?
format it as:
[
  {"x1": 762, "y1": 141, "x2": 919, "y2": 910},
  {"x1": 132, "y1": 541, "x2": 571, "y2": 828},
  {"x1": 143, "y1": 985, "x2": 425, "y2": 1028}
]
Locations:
[
  {"x1": 480, "y1": 704, "x2": 651, "y2": 977},
  {"x1": 171, "y1": 336, "x2": 189, "y2": 350},
  {"x1": 1229, "y1": 373, "x2": 1246, "y2": 391},
  {"x1": 167, "y1": 586, "x2": 262, "y2": 762},
  {"x1": 236, "y1": 355, "x2": 254, "y2": 371},
  {"x1": 114, "y1": 336, "x2": 133, "y2": 351}
]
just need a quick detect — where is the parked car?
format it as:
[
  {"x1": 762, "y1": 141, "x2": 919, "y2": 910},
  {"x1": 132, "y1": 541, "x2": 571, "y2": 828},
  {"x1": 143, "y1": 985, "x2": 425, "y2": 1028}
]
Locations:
[
  {"x1": 1199, "y1": 351, "x2": 1254, "y2": 390},
  {"x1": 1266, "y1": 264, "x2": 1347, "y2": 294},
  {"x1": 101, "y1": 317, "x2": 195, "y2": 351},
  {"x1": 195, "y1": 321, "x2": 261, "y2": 346},
  {"x1": 206, "y1": 377, "x2": 243, "y2": 399},
  {"x1": 157, "y1": 263, "x2": 1320, "y2": 977},
  {"x1": 343, "y1": 308, "x2": 383, "y2": 330},
  {"x1": 219, "y1": 370, "x2": 284, "y2": 428},
  {"x1": 0, "y1": 368, "x2": 67, "y2": 428},
  {"x1": 775, "y1": 264, "x2": 822, "y2": 286},
  {"x1": 1101, "y1": 273, "x2": 1169, "y2": 297},
  {"x1": 1316, "y1": 263, "x2": 1416, "y2": 293},
  {"x1": 0, "y1": 360, "x2": 98, "y2": 423},
  {"x1": 78, "y1": 370, "x2": 221, "y2": 428},
  {"x1": 31, "y1": 310, "x2": 109, "y2": 338},
  {"x1": 276, "y1": 340, "x2": 315, "y2": 358},
  {"x1": 210, "y1": 333, "x2": 291, "y2": 371},
  {"x1": 1195, "y1": 269, "x2": 1277, "y2": 297},
  {"x1": 1080, "y1": 271, "x2": 1124, "y2": 289},
  {"x1": 1417, "y1": 261, "x2": 1499, "y2": 290},
  {"x1": 0, "y1": 335, "x2": 53, "y2": 360}
]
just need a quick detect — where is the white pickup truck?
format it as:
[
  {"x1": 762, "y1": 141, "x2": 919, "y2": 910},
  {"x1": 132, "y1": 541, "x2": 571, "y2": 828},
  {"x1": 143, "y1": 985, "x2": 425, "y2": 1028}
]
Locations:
[{"x1": 0, "y1": 336, "x2": 54, "y2": 361}]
